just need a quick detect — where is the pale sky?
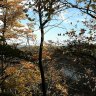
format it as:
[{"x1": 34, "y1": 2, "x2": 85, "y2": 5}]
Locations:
[
  {"x1": 21, "y1": 7, "x2": 91, "y2": 45},
  {"x1": 0, "y1": 0, "x2": 93, "y2": 46}
]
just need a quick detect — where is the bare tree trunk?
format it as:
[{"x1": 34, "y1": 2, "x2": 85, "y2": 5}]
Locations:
[
  {"x1": 38, "y1": 1, "x2": 46, "y2": 95},
  {"x1": 39, "y1": 27, "x2": 46, "y2": 96}
]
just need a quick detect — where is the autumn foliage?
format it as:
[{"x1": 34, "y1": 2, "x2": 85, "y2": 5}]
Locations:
[
  {"x1": 0, "y1": 0, "x2": 96, "y2": 96},
  {"x1": 4, "y1": 60, "x2": 41, "y2": 96}
]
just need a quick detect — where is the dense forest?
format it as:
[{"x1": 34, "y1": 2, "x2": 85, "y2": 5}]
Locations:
[{"x1": 0, "y1": 0, "x2": 96, "y2": 96}]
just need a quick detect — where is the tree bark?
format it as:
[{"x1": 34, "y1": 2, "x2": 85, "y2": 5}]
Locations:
[{"x1": 38, "y1": 27, "x2": 46, "y2": 96}]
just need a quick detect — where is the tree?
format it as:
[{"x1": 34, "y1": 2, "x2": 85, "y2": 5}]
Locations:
[
  {"x1": 0, "y1": 0, "x2": 35, "y2": 45},
  {"x1": 59, "y1": 0, "x2": 96, "y2": 19},
  {"x1": 24, "y1": 0, "x2": 96, "y2": 95},
  {"x1": 60, "y1": 18, "x2": 96, "y2": 95},
  {"x1": 0, "y1": 0, "x2": 33, "y2": 93},
  {"x1": 25, "y1": 0, "x2": 61, "y2": 95}
]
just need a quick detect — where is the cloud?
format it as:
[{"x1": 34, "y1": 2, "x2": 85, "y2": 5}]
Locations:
[{"x1": 58, "y1": 11, "x2": 70, "y2": 23}]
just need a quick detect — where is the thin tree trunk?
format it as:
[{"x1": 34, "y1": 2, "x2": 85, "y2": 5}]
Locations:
[
  {"x1": 38, "y1": 27, "x2": 46, "y2": 96},
  {"x1": 38, "y1": 0, "x2": 46, "y2": 95}
]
